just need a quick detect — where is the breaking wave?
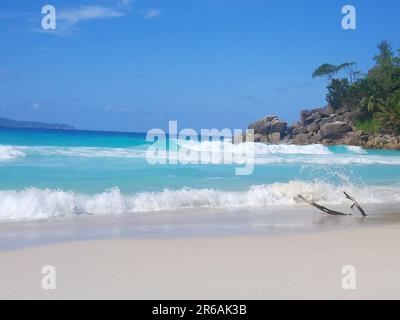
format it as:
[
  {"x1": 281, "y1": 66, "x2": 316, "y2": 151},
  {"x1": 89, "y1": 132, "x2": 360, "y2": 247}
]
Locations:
[
  {"x1": 1, "y1": 143, "x2": 400, "y2": 166},
  {"x1": 0, "y1": 145, "x2": 26, "y2": 161},
  {"x1": 0, "y1": 181, "x2": 399, "y2": 221},
  {"x1": 346, "y1": 146, "x2": 367, "y2": 154},
  {"x1": 2, "y1": 142, "x2": 334, "y2": 158},
  {"x1": 178, "y1": 140, "x2": 333, "y2": 155}
]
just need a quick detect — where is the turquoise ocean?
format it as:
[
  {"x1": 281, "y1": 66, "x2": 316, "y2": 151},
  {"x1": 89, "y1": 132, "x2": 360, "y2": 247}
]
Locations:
[{"x1": 1, "y1": 127, "x2": 400, "y2": 222}]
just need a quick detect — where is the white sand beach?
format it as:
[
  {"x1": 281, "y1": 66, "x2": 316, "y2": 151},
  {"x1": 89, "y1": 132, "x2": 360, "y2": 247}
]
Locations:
[
  {"x1": 1, "y1": 220, "x2": 400, "y2": 300},
  {"x1": 2, "y1": 0, "x2": 400, "y2": 303}
]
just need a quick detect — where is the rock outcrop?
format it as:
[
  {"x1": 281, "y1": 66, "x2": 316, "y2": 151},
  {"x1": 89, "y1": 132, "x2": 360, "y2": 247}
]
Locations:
[
  {"x1": 320, "y1": 121, "x2": 352, "y2": 140},
  {"x1": 248, "y1": 106, "x2": 400, "y2": 150},
  {"x1": 249, "y1": 116, "x2": 288, "y2": 136},
  {"x1": 249, "y1": 116, "x2": 288, "y2": 143}
]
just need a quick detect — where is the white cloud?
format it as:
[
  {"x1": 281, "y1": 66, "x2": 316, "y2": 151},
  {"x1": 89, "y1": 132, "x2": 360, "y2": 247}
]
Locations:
[
  {"x1": 58, "y1": 5, "x2": 125, "y2": 27},
  {"x1": 117, "y1": 0, "x2": 135, "y2": 7},
  {"x1": 143, "y1": 9, "x2": 161, "y2": 19}
]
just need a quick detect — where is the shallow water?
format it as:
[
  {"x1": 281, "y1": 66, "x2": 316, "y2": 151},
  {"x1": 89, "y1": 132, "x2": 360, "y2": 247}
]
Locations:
[
  {"x1": 0, "y1": 203, "x2": 399, "y2": 251},
  {"x1": 0, "y1": 127, "x2": 400, "y2": 222}
]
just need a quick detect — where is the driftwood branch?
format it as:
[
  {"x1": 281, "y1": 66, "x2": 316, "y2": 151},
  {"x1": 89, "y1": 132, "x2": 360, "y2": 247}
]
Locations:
[
  {"x1": 297, "y1": 192, "x2": 367, "y2": 217},
  {"x1": 343, "y1": 192, "x2": 367, "y2": 217},
  {"x1": 297, "y1": 195, "x2": 350, "y2": 216}
]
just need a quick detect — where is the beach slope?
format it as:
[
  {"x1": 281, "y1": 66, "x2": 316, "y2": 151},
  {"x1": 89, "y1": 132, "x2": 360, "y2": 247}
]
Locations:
[{"x1": 1, "y1": 225, "x2": 400, "y2": 300}]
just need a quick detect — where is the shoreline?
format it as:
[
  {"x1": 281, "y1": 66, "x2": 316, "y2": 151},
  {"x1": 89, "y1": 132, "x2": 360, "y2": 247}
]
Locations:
[
  {"x1": 1, "y1": 203, "x2": 400, "y2": 251},
  {"x1": 1, "y1": 223, "x2": 400, "y2": 299}
]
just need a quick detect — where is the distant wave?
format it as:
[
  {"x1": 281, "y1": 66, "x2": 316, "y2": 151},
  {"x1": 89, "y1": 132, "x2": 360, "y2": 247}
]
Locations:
[
  {"x1": 1, "y1": 143, "x2": 400, "y2": 166},
  {"x1": 0, "y1": 142, "x2": 336, "y2": 159},
  {"x1": 178, "y1": 140, "x2": 333, "y2": 155},
  {"x1": 30, "y1": 146, "x2": 147, "y2": 158},
  {"x1": 1, "y1": 181, "x2": 399, "y2": 221},
  {"x1": 0, "y1": 145, "x2": 26, "y2": 161},
  {"x1": 0, "y1": 145, "x2": 147, "y2": 160},
  {"x1": 346, "y1": 145, "x2": 367, "y2": 154},
  {"x1": 254, "y1": 155, "x2": 400, "y2": 165}
]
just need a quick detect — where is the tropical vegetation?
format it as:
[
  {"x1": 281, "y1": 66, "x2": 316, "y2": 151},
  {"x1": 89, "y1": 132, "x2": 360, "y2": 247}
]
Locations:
[{"x1": 312, "y1": 41, "x2": 400, "y2": 134}]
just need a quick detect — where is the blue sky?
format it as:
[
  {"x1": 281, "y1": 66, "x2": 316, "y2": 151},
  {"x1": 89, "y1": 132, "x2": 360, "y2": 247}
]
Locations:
[{"x1": 0, "y1": 0, "x2": 400, "y2": 132}]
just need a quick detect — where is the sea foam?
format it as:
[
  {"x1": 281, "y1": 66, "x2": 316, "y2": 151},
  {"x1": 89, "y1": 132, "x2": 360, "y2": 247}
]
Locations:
[
  {"x1": 178, "y1": 140, "x2": 333, "y2": 155},
  {"x1": 0, "y1": 181, "x2": 399, "y2": 221},
  {"x1": 2, "y1": 143, "x2": 400, "y2": 166},
  {"x1": 0, "y1": 145, "x2": 26, "y2": 161}
]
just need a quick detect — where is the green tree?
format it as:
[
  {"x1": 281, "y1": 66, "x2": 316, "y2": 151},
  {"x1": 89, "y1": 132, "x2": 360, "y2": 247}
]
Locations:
[
  {"x1": 368, "y1": 41, "x2": 397, "y2": 99},
  {"x1": 340, "y1": 62, "x2": 362, "y2": 84},
  {"x1": 374, "y1": 41, "x2": 394, "y2": 67},
  {"x1": 326, "y1": 79, "x2": 351, "y2": 109},
  {"x1": 373, "y1": 91, "x2": 400, "y2": 134},
  {"x1": 312, "y1": 41, "x2": 400, "y2": 134},
  {"x1": 312, "y1": 62, "x2": 358, "y2": 81}
]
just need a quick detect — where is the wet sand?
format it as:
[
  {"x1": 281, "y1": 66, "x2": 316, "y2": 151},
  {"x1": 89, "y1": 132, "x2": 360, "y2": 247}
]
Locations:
[{"x1": 1, "y1": 204, "x2": 400, "y2": 299}]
